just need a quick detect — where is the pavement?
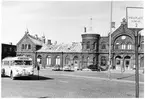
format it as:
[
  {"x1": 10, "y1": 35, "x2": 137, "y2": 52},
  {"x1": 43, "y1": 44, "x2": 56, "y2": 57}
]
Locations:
[
  {"x1": 1, "y1": 68, "x2": 144, "y2": 98},
  {"x1": 35, "y1": 68, "x2": 144, "y2": 83}
]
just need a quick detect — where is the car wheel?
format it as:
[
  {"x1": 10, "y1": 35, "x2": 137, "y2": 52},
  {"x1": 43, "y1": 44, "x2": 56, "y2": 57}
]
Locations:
[{"x1": 10, "y1": 72, "x2": 15, "y2": 80}]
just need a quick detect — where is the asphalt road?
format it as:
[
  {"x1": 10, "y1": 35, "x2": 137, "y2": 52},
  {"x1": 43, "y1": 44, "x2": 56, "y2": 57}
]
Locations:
[{"x1": 1, "y1": 69, "x2": 144, "y2": 98}]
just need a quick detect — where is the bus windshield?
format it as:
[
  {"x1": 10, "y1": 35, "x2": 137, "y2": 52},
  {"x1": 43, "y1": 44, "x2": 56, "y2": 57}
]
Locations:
[{"x1": 14, "y1": 60, "x2": 32, "y2": 65}]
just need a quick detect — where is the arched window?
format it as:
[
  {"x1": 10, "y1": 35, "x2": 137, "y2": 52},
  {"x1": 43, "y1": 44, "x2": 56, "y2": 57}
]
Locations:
[
  {"x1": 101, "y1": 44, "x2": 106, "y2": 49},
  {"x1": 93, "y1": 57, "x2": 96, "y2": 65},
  {"x1": 37, "y1": 55, "x2": 42, "y2": 65},
  {"x1": 28, "y1": 44, "x2": 31, "y2": 49},
  {"x1": 65, "y1": 56, "x2": 70, "y2": 65},
  {"x1": 56, "y1": 56, "x2": 60, "y2": 65},
  {"x1": 47, "y1": 56, "x2": 51, "y2": 66},
  {"x1": 121, "y1": 43, "x2": 126, "y2": 49},
  {"x1": 115, "y1": 42, "x2": 119, "y2": 49},
  {"x1": 86, "y1": 41, "x2": 90, "y2": 49},
  {"x1": 87, "y1": 57, "x2": 90, "y2": 66},
  {"x1": 93, "y1": 42, "x2": 96, "y2": 49},
  {"x1": 101, "y1": 56, "x2": 106, "y2": 66},
  {"x1": 127, "y1": 43, "x2": 132, "y2": 49}
]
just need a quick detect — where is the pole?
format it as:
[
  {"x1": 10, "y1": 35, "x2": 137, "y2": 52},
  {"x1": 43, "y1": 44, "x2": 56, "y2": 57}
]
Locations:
[
  {"x1": 108, "y1": 1, "x2": 113, "y2": 79},
  {"x1": 135, "y1": 30, "x2": 139, "y2": 98}
]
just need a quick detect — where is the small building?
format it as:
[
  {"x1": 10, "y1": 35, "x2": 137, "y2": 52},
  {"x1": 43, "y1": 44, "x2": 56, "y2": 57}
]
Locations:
[
  {"x1": 1, "y1": 43, "x2": 16, "y2": 59},
  {"x1": 16, "y1": 18, "x2": 144, "y2": 70}
]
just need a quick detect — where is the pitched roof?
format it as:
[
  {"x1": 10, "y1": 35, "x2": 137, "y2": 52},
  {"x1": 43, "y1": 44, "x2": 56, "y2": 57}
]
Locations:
[
  {"x1": 27, "y1": 34, "x2": 44, "y2": 46},
  {"x1": 37, "y1": 42, "x2": 82, "y2": 52}
]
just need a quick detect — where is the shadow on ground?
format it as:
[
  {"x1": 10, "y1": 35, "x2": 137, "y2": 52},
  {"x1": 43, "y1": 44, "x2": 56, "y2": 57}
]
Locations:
[
  {"x1": 2, "y1": 75, "x2": 54, "y2": 81},
  {"x1": 117, "y1": 74, "x2": 135, "y2": 79}
]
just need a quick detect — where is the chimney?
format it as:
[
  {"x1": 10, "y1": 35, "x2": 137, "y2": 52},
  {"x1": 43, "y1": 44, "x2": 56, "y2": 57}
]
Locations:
[
  {"x1": 47, "y1": 39, "x2": 52, "y2": 45},
  {"x1": 42, "y1": 36, "x2": 45, "y2": 43},
  {"x1": 9, "y1": 42, "x2": 12, "y2": 45}
]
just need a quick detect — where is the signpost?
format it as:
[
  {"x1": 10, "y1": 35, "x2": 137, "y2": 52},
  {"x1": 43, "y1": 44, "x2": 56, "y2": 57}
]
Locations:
[{"x1": 126, "y1": 7, "x2": 143, "y2": 98}]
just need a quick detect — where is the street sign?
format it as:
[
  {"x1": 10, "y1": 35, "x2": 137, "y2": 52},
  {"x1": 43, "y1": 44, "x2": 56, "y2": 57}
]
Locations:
[{"x1": 126, "y1": 7, "x2": 144, "y2": 29}]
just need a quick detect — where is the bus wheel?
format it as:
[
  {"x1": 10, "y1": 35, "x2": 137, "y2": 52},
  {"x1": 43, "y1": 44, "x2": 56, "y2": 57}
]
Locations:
[
  {"x1": 10, "y1": 72, "x2": 15, "y2": 80},
  {"x1": 1, "y1": 69, "x2": 5, "y2": 77}
]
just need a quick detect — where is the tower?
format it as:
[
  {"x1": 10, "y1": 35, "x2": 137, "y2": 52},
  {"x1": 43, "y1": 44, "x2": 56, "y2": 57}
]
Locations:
[
  {"x1": 82, "y1": 18, "x2": 100, "y2": 53},
  {"x1": 81, "y1": 18, "x2": 100, "y2": 68}
]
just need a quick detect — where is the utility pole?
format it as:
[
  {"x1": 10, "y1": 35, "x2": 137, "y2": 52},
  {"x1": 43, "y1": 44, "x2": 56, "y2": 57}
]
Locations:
[
  {"x1": 134, "y1": 30, "x2": 139, "y2": 98},
  {"x1": 108, "y1": 1, "x2": 113, "y2": 79}
]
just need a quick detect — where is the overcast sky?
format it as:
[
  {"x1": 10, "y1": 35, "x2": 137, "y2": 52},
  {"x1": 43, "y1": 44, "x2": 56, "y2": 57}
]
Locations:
[{"x1": 1, "y1": 0, "x2": 144, "y2": 45}]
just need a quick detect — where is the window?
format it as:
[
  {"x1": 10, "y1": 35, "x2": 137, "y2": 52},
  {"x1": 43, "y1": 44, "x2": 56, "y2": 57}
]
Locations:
[
  {"x1": 101, "y1": 44, "x2": 106, "y2": 49},
  {"x1": 86, "y1": 41, "x2": 90, "y2": 49},
  {"x1": 87, "y1": 57, "x2": 90, "y2": 66},
  {"x1": 121, "y1": 44, "x2": 126, "y2": 49},
  {"x1": 65, "y1": 56, "x2": 70, "y2": 65},
  {"x1": 115, "y1": 42, "x2": 119, "y2": 49},
  {"x1": 22, "y1": 44, "x2": 24, "y2": 49},
  {"x1": 93, "y1": 57, "x2": 96, "y2": 65},
  {"x1": 101, "y1": 56, "x2": 106, "y2": 66},
  {"x1": 93, "y1": 42, "x2": 96, "y2": 49},
  {"x1": 116, "y1": 60, "x2": 120, "y2": 65},
  {"x1": 47, "y1": 56, "x2": 51, "y2": 65},
  {"x1": 28, "y1": 44, "x2": 31, "y2": 49},
  {"x1": 127, "y1": 44, "x2": 132, "y2": 49},
  {"x1": 56, "y1": 56, "x2": 60, "y2": 65},
  {"x1": 25, "y1": 44, "x2": 27, "y2": 49}
]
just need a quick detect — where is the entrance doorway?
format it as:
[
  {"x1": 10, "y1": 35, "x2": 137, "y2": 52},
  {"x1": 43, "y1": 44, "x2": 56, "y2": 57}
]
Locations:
[
  {"x1": 73, "y1": 56, "x2": 79, "y2": 70},
  {"x1": 115, "y1": 56, "x2": 122, "y2": 70},
  {"x1": 124, "y1": 56, "x2": 131, "y2": 70}
]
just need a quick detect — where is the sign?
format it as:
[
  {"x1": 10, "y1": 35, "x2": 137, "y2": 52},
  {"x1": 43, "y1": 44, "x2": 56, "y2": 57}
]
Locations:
[{"x1": 126, "y1": 7, "x2": 143, "y2": 29}]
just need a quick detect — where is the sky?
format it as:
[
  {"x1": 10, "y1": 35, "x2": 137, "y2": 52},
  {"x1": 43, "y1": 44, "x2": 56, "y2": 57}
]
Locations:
[{"x1": 1, "y1": 0, "x2": 144, "y2": 45}]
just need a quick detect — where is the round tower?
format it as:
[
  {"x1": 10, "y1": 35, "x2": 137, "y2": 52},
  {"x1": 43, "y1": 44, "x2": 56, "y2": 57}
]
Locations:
[{"x1": 81, "y1": 34, "x2": 100, "y2": 52}]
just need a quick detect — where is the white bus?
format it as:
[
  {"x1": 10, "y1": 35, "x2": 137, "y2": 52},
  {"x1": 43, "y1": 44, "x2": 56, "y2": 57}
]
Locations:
[{"x1": 1, "y1": 56, "x2": 34, "y2": 80}]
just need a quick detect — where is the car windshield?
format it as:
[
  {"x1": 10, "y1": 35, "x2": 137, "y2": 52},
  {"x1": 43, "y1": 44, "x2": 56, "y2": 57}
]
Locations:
[{"x1": 14, "y1": 60, "x2": 32, "y2": 65}]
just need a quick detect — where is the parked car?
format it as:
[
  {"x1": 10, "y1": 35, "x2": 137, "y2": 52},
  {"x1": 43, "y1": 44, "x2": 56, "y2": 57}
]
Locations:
[
  {"x1": 63, "y1": 65, "x2": 74, "y2": 71},
  {"x1": 52, "y1": 65, "x2": 62, "y2": 71},
  {"x1": 82, "y1": 68, "x2": 91, "y2": 71}
]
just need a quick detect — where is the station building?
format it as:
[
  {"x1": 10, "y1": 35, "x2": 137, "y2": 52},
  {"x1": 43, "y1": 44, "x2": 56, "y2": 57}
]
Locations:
[{"x1": 16, "y1": 19, "x2": 144, "y2": 70}]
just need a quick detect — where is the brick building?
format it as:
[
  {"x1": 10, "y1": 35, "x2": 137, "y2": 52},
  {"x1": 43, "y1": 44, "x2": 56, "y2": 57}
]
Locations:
[
  {"x1": 1, "y1": 43, "x2": 16, "y2": 59},
  {"x1": 16, "y1": 19, "x2": 144, "y2": 70}
]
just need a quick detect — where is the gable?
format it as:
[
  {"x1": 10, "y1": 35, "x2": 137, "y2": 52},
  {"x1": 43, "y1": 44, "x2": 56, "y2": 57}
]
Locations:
[
  {"x1": 111, "y1": 23, "x2": 135, "y2": 44},
  {"x1": 17, "y1": 33, "x2": 35, "y2": 47}
]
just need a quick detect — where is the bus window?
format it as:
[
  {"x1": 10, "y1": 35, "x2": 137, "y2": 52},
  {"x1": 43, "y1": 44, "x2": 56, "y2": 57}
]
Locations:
[
  {"x1": 14, "y1": 60, "x2": 23, "y2": 65},
  {"x1": 10, "y1": 61, "x2": 13, "y2": 66},
  {"x1": 24, "y1": 61, "x2": 32, "y2": 65}
]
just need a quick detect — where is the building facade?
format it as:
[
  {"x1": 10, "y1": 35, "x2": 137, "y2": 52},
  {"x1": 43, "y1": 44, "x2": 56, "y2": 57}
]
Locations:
[
  {"x1": 16, "y1": 19, "x2": 144, "y2": 70},
  {"x1": 1, "y1": 43, "x2": 16, "y2": 59}
]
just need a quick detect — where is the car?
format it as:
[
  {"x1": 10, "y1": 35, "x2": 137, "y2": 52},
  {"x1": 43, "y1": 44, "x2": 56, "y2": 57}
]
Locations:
[
  {"x1": 63, "y1": 65, "x2": 74, "y2": 71},
  {"x1": 82, "y1": 68, "x2": 91, "y2": 71},
  {"x1": 52, "y1": 65, "x2": 62, "y2": 71}
]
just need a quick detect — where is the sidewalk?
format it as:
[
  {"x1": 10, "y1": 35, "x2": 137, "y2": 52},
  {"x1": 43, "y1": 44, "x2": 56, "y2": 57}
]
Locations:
[{"x1": 34, "y1": 68, "x2": 144, "y2": 83}]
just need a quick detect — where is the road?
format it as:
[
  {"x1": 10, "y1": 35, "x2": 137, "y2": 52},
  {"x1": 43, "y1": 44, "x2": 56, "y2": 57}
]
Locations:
[{"x1": 1, "y1": 69, "x2": 144, "y2": 98}]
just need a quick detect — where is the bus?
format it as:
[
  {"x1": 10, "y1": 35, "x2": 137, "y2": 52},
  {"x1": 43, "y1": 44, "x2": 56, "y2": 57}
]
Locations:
[{"x1": 1, "y1": 56, "x2": 34, "y2": 80}]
